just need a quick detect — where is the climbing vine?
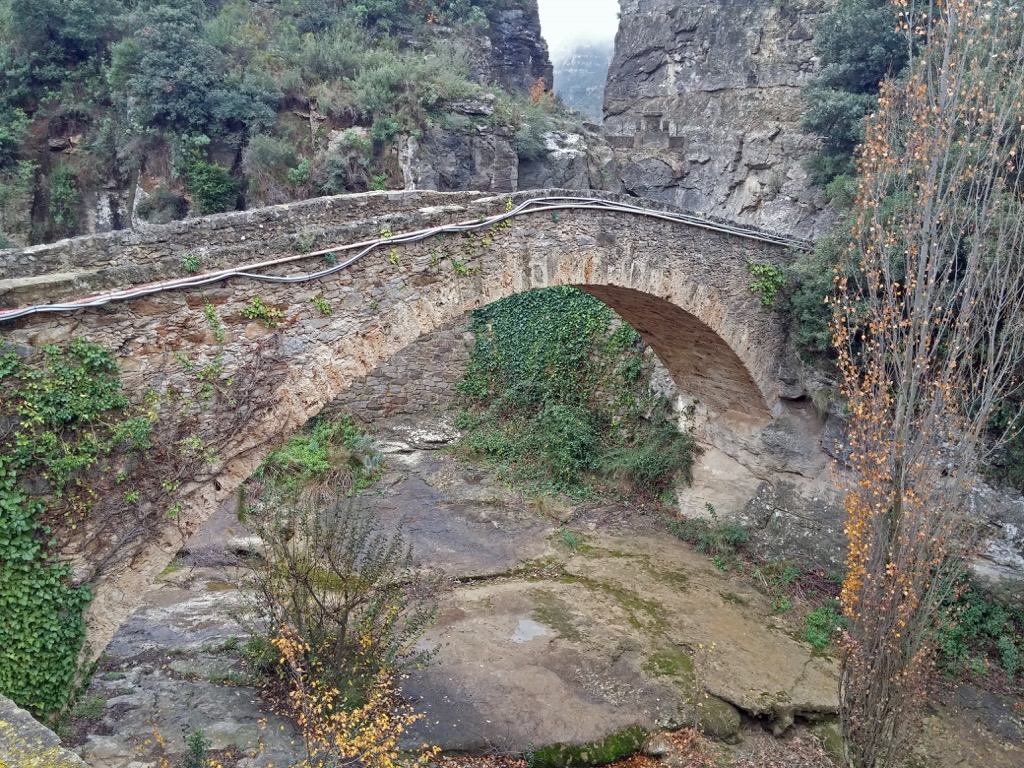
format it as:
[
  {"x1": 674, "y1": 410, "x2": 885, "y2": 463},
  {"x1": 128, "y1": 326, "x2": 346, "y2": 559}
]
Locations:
[
  {"x1": 0, "y1": 465, "x2": 92, "y2": 719},
  {"x1": 455, "y1": 287, "x2": 698, "y2": 499},
  {"x1": 0, "y1": 315, "x2": 284, "y2": 719},
  {"x1": 0, "y1": 341, "x2": 149, "y2": 718}
]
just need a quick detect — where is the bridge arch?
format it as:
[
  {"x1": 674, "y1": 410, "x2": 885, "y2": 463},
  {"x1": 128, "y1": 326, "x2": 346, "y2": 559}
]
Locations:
[{"x1": 0, "y1": 190, "x2": 799, "y2": 652}]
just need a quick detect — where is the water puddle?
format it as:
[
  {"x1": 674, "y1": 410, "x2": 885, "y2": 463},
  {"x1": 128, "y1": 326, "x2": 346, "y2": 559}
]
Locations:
[{"x1": 511, "y1": 617, "x2": 552, "y2": 643}]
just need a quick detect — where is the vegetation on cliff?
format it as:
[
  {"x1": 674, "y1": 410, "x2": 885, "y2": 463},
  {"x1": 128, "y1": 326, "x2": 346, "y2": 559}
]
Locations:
[
  {"x1": 800, "y1": 0, "x2": 908, "y2": 187},
  {"x1": 0, "y1": 0, "x2": 558, "y2": 244}
]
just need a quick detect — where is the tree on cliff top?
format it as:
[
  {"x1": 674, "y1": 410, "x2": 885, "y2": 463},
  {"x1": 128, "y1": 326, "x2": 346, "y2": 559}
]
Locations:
[
  {"x1": 832, "y1": 2, "x2": 1024, "y2": 766},
  {"x1": 802, "y1": 0, "x2": 908, "y2": 186}
]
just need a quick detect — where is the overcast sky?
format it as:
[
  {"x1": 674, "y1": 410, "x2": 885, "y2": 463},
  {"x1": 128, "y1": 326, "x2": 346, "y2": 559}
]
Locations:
[{"x1": 537, "y1": 0, "x2": 620, "y2": 61}]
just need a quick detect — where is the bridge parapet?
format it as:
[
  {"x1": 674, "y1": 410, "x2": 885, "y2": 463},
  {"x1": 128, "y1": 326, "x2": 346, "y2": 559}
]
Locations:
[
  {"x1": 0, "y1": 190, "x2": 483, "y2": 308},
  {"x1": 0, "y1": 189, "x2": 805, "y2": 312}
]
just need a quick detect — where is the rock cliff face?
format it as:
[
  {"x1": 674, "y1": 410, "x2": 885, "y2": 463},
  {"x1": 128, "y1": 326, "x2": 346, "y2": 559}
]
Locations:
[
  {"x1": 554, "y1": 42, "x2": 615, "y2": 121},
  {"x1": 605, "y1": 0, "x2": 829, "y2": 238},
  {"x1": 484, "y1": 6, "x2": 555, "y2": 93},
  {"x1": 399, "y1": 4, "x2": 617, "y2": 196}
]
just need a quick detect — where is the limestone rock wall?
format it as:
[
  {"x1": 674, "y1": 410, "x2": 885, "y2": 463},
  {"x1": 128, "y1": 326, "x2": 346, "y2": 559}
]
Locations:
[
  {"x1": 399, "y1": 110, "x2": 617, "y2": 196},
  {"x1": 554, "y1": 42, "x2": 615, "y2": 121},
  {"x1": 400, "y1": 125, "x2": 521, "y2": 195},
  {"x1": 483, "y1": 5, "x2": 554, "y2": 94},
  {"x1": 605, "y1": 0, "x2": 830, "y2": 239}
]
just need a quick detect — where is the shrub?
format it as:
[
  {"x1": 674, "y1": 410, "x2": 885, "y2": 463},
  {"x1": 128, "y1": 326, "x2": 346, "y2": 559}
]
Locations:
[
  {"x1": 255, "y1": 416, "x2": 382, "y2": 503},
  {"x1": 800, "y1": 0, "x2": 908, "y2": 185},
  {"x1": 321, "y1": 154, "x2": 352, "y2": 195},
  {"x1": 182, "y1": 728, "x2": 212, "y2": 768},
  {"x1": 184, "y1": 159, "x2": 237, "y2": 215},
  {"x1": 370, "y1": 116, "x2": 400, "y2": 144},
  {"x1": 602, "y1": 421, "x2": 698, "y2": 495},
  {"x1": 272, "y1": 628, "x2": 438, "y2": 768},
  {"x1": 245, "y1": 495, "x2": 440, "y2": 695},
  {"x1": 513, "y1": 104, "x2": 552, "y2": 161},
  {"x1": 783, "y1": 232, "x2": 847, "y2": 358},
  {"x1": 238, "y1": 296, "x2": 284, "y2": 328},
  {"x1": 803, "y1": 603, "x2": 845, "y2": 650},
  {"x1": 0, "y1": 108, "x2": 30, "y2": 170},
  {"x1": 49, "y1": 164, "x2": 79, "y2": 233},
  {"x1": 0, "y1": 159, "x2": 35, "y2": 210},
  {"x1": 110, "y1": 4, "x2": 220, "y2": 134},
  {"x1": 934, "y1": 575, "x2": 1024, "y2": 680},
  {"x1": 242, "y1": 133, "x2": 310, "y2": 204},
  {"x1": 135, "y1": 184, "x2": 187, "y2": 224},
  {"x1": 665, "y1": 503, "x2": 749, "y2": 558}
]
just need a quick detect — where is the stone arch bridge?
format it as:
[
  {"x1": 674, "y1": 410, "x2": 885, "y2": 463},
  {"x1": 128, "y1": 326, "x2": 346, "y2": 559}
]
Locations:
[{"x1": 0, "y1": 189, "x2": 805, "y2": 653}]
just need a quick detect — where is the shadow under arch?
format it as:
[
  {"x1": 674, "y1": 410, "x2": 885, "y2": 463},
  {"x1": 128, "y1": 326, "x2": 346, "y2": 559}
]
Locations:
[{"x1": 576, "y1": 284, "x2": 770, "y2": 417}]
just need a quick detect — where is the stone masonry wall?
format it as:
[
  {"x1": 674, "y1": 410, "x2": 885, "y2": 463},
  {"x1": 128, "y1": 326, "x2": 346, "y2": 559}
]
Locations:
[{"x1": 337, "y1": 319, "x2": 473, "y2": 423}]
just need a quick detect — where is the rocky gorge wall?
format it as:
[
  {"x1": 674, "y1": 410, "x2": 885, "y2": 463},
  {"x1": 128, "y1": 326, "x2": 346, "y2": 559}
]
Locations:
[{"x1": 605, "y1": 0, "x2": 830, "y2": 239}]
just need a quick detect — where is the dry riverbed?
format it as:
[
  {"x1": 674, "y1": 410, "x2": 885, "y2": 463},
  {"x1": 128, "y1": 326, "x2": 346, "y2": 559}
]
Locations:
[{"x1": 64, "y1": 423, "x2": 1022, "y2": 768}]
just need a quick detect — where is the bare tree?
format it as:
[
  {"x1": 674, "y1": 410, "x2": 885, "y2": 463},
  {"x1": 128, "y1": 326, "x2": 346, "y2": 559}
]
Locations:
[{"x1": 831, "y1": 2, "x2": 1024, "y2": 766}]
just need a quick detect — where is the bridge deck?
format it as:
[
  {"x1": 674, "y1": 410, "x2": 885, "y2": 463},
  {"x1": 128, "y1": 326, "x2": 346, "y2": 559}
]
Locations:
[{"x1": 0, "y1": 190, "x2": 809, "y2": 320}]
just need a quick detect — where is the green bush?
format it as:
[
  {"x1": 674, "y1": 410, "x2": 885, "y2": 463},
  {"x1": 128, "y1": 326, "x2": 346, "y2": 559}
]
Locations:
[
  {"x1": 603, "y1": 420, "x2": 698, "y2": 496},
  {"x1": 747, "y1": 260, "x2": 785, "y2": 307},
  {"x1": 182, "y1": 728, "x2": 212, "y2": 768},
  {"x1": 783, "y1": 233, "x2": 845, "y2": 358},
  {"x1": 49, "y1": 164, "x2": 79, "y2": 232},
  {"x1": 0, "y1": 107, "x2": 29, "y2": 169},
  {"x1": 370, "y1": 116, "x2": 401, "y2": 144},
  {"x1": 513, "y1": 103, "x2": 553, "y2": 161},
  {"x1": 803, "y1": 603, "x2": 845, "y2": 650},
  {"x1": 185, "y1": 159, "x2": 236, "y2": 214},
  {"x1": 242, "y1": 133, "x2": 309, "y2": 203},
  {"x1": 935, "y1": 576, "x2": 1024, "y2": 681},
  {"x1": 665, "y1": 503, "x2": 749, "y2": 558},
  {"x1": 109, "y1": 4, "x2": 219, "y2": 134},
  {"x1": 5, "y1": 340, "x2": 134, "y2": 491},
  {"x1": 455, "y1": 287, "x2": 698, "y2": 498},
  {"x1": 175, "y1": 134, "x2": 237, "y2": 213},
  {"x1": 4, "y1": 0, "x2": 122, "y2": 95},
  {"x1": 801, "y1": 0, "x2": 908, "y2": 185},
  {"x1": 256, "y1": 416, "x2": 382, "y2": 501}
]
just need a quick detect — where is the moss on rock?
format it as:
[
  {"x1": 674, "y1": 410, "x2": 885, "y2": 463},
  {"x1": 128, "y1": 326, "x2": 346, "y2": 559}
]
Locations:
[{"x1": 527, "y1": 725, "x2": 648, "y2": 768}]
